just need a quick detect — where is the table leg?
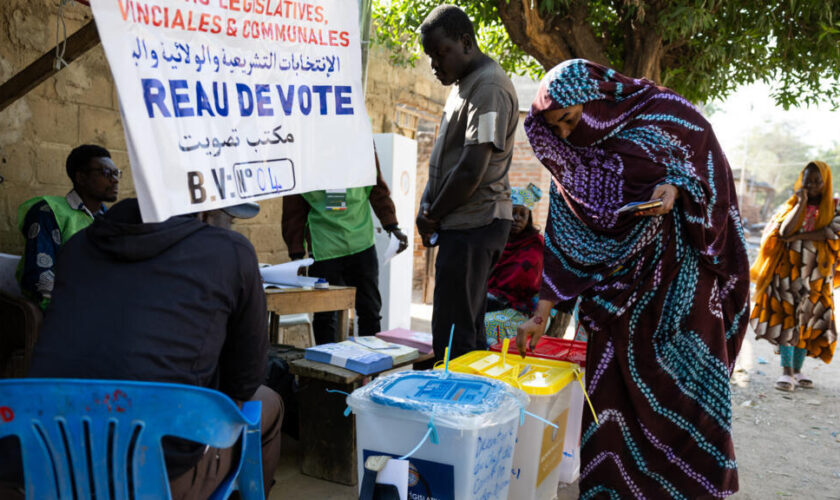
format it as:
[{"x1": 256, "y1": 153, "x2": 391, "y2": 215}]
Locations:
[
  {"x1": 337, "y1": 308, "x2": 349, "y2": 341},
  {"x1": 296, "y1": 376, "x2": 360, "y2": 485},
  {"x1": 268, "y1": 312, "x2": 279, "y2": 344}
]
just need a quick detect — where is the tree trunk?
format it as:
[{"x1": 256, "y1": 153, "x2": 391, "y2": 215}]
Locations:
[
  {"x1": 620, "y1": 3, "x2": 664, "y2": 82},
  {"x1": 496, "y1": 0, "x2": 609, "y2": 71},
  {"x1": 622, "y1": 29, "x2": 663, "y2": 82},
  {"x1": 496, "y1": 0, "x2": 664, "y2": 82}
]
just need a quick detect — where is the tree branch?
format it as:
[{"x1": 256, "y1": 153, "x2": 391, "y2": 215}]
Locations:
[{"x1": 496, "y1": 0, "x2": 608, "y2": 71}]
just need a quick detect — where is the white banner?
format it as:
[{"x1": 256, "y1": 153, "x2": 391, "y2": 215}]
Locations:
[{"x1": 90, "y1": 0, "x2": 375, "y2": 221}]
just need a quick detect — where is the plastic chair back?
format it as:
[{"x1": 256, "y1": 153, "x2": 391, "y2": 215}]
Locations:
[{"x1": 0, "y1": 379, "x2": 263, "y2": 500}]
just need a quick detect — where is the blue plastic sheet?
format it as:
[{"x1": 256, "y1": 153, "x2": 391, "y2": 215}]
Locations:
[{"x1": 348, "y1": 370, "x2": 528, "y2": 429}]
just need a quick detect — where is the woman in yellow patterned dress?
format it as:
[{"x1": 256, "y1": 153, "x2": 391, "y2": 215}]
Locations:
[{"x1": 750, "y1": 161, "x2": 840, "y2": 391}]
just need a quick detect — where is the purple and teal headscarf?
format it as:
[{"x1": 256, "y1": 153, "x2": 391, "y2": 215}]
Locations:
[
  {"x1": 524, "y1": 59, "x2": 748, "y2": 309},
  {"x1": 530, "y1": 58, "x2": 652, "y2": 113},
  {"x1": 524, "y1": 59, "x2": 716, "y2": 233}
]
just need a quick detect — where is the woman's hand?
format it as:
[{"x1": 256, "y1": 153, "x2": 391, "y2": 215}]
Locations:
[
  {"x1": 636, "y1": 184, "x2": 679, "y2": 216},
  {"x1": 795, "y1": 188, "x2": 809, "y2": 204},
  {"x1": 516, "y1": 299, "x2": 554, "y2": 357}
]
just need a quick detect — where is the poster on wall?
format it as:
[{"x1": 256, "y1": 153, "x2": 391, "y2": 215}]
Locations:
[{"x1": 90, "y1": 0, "x2": 375, "y2": 222}]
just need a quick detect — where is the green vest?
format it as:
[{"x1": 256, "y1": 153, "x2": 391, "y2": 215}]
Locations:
[
  {"x1": 16, "y1": 196, "x2": 95, "y2": 308},
  {"x1": 17, "y1": 196, "x2": 94, "y2": 243},
  {"x1": 303, "y1": 187, "x2": 375, "y2": 261}
]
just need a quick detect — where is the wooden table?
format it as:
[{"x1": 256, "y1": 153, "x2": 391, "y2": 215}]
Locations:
[
  {"x1": 264, "y1": 286, "x2": 355, "y2": 343},
  {"x1": 289, "y1": 352, "x2": 435, "y2": 485}
]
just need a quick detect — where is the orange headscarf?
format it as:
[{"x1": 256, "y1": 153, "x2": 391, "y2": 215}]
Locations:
[{"x1": 750, "y1": 161, "x2": 835, "y2": 296}]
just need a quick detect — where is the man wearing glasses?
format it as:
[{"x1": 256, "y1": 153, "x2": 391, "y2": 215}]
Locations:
[{"x1": 16, "y1": 144, "x2": 120, "y2": 309}]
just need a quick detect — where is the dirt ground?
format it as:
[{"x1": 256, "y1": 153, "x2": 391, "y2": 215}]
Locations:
[
  {"x1": 556, "y1": 327, "x2": 840, "y2": 500},
  {"x1": 727, "y1": 333, "x2": 840, "y2": 499}
]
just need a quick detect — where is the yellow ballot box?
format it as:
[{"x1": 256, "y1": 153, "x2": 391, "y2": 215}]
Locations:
[{"x1": 441, "y1": 344, "x2": 581, "y2": 500}]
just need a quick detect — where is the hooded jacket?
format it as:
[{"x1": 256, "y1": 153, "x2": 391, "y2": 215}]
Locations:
[{"x1": 28, "y1": 199, "x2": 268, "y2": 474}]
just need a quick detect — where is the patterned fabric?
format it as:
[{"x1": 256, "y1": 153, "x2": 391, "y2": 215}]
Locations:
[
  {"x1": 485, "y1": 304, "x2": 562, "y2": 346},
  {"x1": 20, "y1": 202, "x2": 60, "y2": 308},
  {"x1": 511, "y1": 183, "x2": 543, "y2": 210},
  {"x1": 750, "y1": 167, "x2": 840, "y2": 363},
  {"x1": 19, "y1": 191, "x2": 103, "y2": 309},
  {"x1": 487, "y1": 229, "x2": 545, "y2": 313},
  {"x1": 525, "y1": 60, "x2": 750, "y2": 498},
  {"x1": 780, "y1": 346, "x2": 807, "y2": 370},
  {"x1": 484, "y1": 307, "x2": 529, "y2": 346}
]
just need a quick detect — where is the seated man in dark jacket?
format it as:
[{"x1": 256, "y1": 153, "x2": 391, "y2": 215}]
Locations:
[{"x1": 0, "y1": 198, "x2": 282, "y2": 499}]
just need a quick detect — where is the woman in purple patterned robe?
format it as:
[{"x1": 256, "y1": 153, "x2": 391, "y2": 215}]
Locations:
[{"x1": 517, "y1": 60, "x2": 750, "y2": 498}]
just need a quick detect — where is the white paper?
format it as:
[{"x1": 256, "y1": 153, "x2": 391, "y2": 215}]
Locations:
[
  {"x1": 410, "y1": 331, "x2": 434, "y2": 343},
  {"x1": 380, "y1": 232, "x2": 401, "y2": 264},
  {"x1": 352, "y1": 336, "x2": 401, "y2": 350},
  {"x1": 376, "y1": 458, "x2": 409, "y2": 500},
  {"x1": 262, "y1": 283, "x2": 294, "y2": 290},
  {"x1": 351, "y1": 337, "x2": 419, "y2": 364},
  {"x1": 260, "y1": 258, "x2": 319, "y2": 287},
  {"x1": 89, "y1": 0, "x2": 376, "y2": 222}
]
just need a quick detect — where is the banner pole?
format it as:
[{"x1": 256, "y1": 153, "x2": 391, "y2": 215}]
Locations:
[{"x1": 358, "y1": 0, "x2": 373, "y2": 94}]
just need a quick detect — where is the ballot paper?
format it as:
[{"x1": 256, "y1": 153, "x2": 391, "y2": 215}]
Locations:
[
  {"x1": 260, "y1": 259, "x2": 320, "y2": 287},
  {"x1": 305, "y1": 342, "x2": 393, "y2": 374},
  {"x1": 376, "y1": 328, "x2": 434, "y2": 354},
  {"x1": 380, "y1": 232, "x2": 402, "y2": 264},
  {"x1": 350, "y1": 336, "x2": 419, "y2": 364},
  {"x1": 377, "y1": 458, "x2": 408, "y2": 500}
]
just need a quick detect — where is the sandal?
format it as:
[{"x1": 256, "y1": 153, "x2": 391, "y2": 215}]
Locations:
[
  {"x1": 774, "y1": 375, "x2": 796, "y2": 392},
  {"x1": 794, "y1": 373, "x2": 814, "y2": 389}
]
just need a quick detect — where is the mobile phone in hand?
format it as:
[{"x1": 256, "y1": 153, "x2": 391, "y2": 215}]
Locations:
[{"x1": 616, "y1": 199, "x2": 663, "y2": 214}]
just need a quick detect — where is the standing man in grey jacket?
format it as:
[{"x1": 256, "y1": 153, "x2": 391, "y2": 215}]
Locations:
[{"x1": 415, "y1": 5, "x2": 518, "y2": 361}]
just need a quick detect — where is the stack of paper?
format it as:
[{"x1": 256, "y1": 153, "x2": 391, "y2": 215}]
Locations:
[
  {"x1": 260, "y1": 259, "x2": 320, "y2": 288},
  {"x1": 376, "y1": 328, "x2": 434, "y2": 355},
  {"x1": 305, "y1": 342, "x2": 393, "y2": 375},
  {"x1": 349, "y1": 336, "x2": 419, "y2": 364}
]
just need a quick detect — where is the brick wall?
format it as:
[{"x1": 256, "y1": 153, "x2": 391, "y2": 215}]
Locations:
[
  {"x1": 1, "y1": 2, "x2": 118, "y2": 257},
  {"x1": 364, "y1": 45, "x2": 447, "y2": 136}
]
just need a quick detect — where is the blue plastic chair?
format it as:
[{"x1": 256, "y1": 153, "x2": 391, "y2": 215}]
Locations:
[{"x1": 0, "y1": 379, "x2": 263, "y2": 499}]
